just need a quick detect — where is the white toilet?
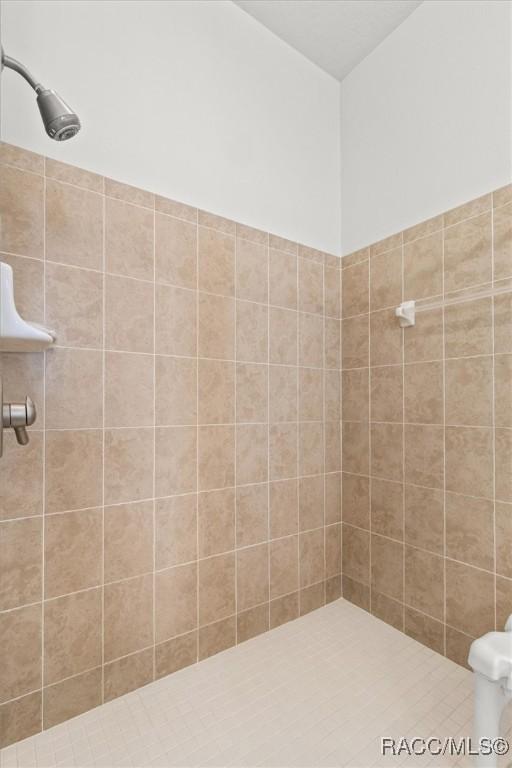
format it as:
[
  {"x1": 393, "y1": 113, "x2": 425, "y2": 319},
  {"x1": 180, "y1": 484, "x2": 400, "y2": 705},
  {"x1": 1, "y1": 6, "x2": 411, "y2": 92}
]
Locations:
[{"x1": 469, "y1": 615, "x2": 512, "y2": 767}]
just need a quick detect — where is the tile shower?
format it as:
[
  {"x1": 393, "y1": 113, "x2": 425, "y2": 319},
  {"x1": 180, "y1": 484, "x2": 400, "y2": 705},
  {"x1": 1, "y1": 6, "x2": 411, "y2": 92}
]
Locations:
[
  {"x1": 341, "y1": 188, "x2": 512, "y2": 666},
  {"x1": 0, "y1": 142, "x2": 342, "y2": 747},
  {"x1": 0, "y1": 140, "x2": 510, "y2": 749}
]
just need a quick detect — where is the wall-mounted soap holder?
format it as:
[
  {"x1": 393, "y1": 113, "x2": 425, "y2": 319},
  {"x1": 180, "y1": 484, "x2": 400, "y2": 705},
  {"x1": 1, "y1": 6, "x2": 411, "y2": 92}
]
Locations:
[{"x1": 0, "y1": 261, "x2": 56, "y2": 351}]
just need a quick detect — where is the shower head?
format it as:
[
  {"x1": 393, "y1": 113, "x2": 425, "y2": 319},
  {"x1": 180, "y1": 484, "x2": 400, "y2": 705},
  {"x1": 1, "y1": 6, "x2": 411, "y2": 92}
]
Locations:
[
  {"x1": 1, "y1": 48, "x2": 81, "y2": 141},
  {"x1": 36, "y1": 89, "x2": 80, "y2": 141}
]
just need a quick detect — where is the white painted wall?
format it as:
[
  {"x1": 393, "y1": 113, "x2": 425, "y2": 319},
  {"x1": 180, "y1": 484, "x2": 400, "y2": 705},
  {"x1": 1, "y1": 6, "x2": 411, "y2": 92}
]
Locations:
[
  {"x1": 340, "y1": 0, "x2": 512, "y2": 255},
  {"x1": 0, "y1": 0, "x2": 341, "y2": 254},
  {"x1": 3, "y1": 0, "x2": 510, "y2": 257}
]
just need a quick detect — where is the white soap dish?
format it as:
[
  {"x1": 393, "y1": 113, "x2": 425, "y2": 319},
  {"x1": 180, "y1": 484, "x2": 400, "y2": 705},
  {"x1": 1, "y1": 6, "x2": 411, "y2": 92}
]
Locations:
[{"x1": 0, "y1": 262, "x2": 56, "y2": 352}]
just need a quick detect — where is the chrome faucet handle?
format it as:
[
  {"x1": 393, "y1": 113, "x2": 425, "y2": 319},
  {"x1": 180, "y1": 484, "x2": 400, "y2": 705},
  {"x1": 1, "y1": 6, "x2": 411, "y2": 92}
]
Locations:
[
  {"x1": 0, "y1": 376, "x2": 37, "y2": 457},
  {"x1": 9, "y1": 396, "x2": 36, "y2": 445}
]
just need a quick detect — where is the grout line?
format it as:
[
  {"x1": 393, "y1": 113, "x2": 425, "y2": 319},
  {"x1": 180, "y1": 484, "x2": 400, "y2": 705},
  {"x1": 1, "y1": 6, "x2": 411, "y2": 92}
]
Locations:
[
  {"x1": 7, "y1": 462, "x2": 503, "y2": 526},
  {"x1": 35, "y1": 340, "x2": 505, "y2": 368},
  {"x1": 401, "y1": 237, "x2": 406, "y2": 633},
  {"x1": 491, "y1": 201, "x2": 497, "y2": 631},
  {"x1": 296, "y1": 255, "x2": 301, "y2": 614},
  {"x1": 100, "y1": 176, "x2": 106, "y2": 704},
  {"x1": 0, "y1": 248, "x2": 342, "y2": 318},
  {"x1": 1, "y1": 473, "x2": 350, "y2": 526},
  {"x1": 42, "y1": 346, "x2": 339, "y2": 371},
  {"x1": 266, "y1": 233, "x2": 271, "y2": 631},
  {"x1": 152, "y1": 192, "x2": 157, "y2": 681},
  {"x1": 341, "y1": 521, "x2": 501, "y2": 577},
  {"x1": 40, "y1": 158, "x2": 47, "y2": 735},
  {"x1": 367, "y1": 244, "x2": 372, "y2": 615},
  {"x1": 34, "y1": 418, "x2": 510, "y2": 431},
  {"x1": 342, "y1": 352, "x2": 505, "y2": 371},
  {"x1": 322, "y1": 262, "x2": 326, "y2": 605},
  {"x1": 441, "y1": 207, "x2": 447, "y2": 656},
  {"x1": 234, "y1": 221, "x2": 238, "y2": 645},
  {"x1": 39, "y1": 418, "x2": 338, "y2": 431},
  {"x1": 339, "y1": 264, "x2": 343, "y2": 597},
  {"x1": 195, "y1": 206, "x2": 200, "y2": 664}
]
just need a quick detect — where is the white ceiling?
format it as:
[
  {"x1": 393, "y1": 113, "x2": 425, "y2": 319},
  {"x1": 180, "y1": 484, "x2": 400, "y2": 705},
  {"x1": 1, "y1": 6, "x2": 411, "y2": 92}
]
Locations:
[{"x1": 234, "y1": 0, "x2": 423, "y2": 81}]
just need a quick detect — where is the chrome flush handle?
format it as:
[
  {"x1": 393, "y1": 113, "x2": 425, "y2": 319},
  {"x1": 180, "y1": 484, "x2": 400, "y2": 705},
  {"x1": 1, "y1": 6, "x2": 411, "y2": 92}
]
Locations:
[{"x1": 0, "y1": 376, "x2": 37, "y2": 457}]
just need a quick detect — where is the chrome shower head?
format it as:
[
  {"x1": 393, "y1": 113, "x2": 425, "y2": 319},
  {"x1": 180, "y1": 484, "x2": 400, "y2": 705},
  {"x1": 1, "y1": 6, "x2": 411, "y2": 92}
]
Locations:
[
  {"x1": 36, "y1": 89, "x2": 81, "y2": 141},
  {"x1": 1, "y1": 48, "x2": 81, "y2": 141}
]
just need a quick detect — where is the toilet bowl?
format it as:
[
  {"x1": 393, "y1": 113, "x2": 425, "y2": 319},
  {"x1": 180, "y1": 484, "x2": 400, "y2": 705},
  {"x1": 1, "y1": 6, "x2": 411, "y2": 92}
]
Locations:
[{"x1": 469, "y1": 615, "x2": 512, "y2": 767}]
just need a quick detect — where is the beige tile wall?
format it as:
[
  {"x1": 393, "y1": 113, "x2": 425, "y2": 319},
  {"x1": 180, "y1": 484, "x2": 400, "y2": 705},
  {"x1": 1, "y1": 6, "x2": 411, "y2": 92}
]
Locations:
[
  {"x1": 0, "y1": 143, "x2": 342, "y2": 747},
  {"x1": 1, "y1": 137, "x2": 509, "y2": 747},
  {"x1": 341, "y1": 185, "x2": 512, "y2": 668}
]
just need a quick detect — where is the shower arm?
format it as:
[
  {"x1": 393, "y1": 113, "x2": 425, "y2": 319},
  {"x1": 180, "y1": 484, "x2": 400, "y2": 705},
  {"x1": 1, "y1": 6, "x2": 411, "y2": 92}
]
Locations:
[{"x1": 1, "y1": 50, "x2": 44, "y2": 93}]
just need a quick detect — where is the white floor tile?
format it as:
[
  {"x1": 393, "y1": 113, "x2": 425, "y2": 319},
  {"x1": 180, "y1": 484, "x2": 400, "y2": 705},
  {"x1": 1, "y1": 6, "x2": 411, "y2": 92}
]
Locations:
[{"x1": 0, "y1": 600, "x2": 496, "y2": 768}]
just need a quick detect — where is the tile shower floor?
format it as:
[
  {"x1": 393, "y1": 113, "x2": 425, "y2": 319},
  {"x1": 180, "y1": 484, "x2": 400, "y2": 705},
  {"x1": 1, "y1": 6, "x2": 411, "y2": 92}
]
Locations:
[{"x1": 1, "y1": 600, "x2": 496, "y2": 768}]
